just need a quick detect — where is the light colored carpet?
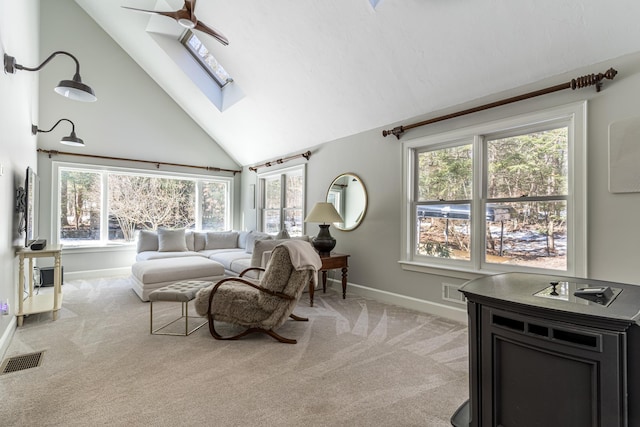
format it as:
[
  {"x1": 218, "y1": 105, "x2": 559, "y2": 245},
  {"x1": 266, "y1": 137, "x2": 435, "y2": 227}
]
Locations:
[{"x1": 0, "y1": 276, "x2": 469, "y2": 426}]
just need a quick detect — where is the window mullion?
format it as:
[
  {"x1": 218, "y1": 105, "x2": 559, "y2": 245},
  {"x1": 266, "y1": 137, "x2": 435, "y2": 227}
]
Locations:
[
  {"x1": 101, "y1": 171, "x2": 109, "y2": 244},
  {"x1": 472, "y1": 135, "x2": 485, "y2": 271},
  {"x1": 195, "y1": 181, "x2": 202, "y2": 230},
  {"x1": 280, "y1": 174, "x2": 286, "y2": 231}
]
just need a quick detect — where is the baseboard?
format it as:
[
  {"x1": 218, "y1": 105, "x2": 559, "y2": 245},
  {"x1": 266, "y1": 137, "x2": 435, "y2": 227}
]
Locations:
[
  {"x1": 64, "y1": 267, "x2": 131, "y2": 281},
  {"x1": 327, "y1": 279, "x2": 468, "y2": 325},
  {"x1": 0, "y1": 315, "x2": 17, "y2": 362}
]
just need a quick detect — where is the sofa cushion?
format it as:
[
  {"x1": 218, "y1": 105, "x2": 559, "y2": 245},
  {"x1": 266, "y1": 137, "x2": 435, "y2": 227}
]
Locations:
[
  {"x1": 238, "y1": 230, "x2": 252, "y2": 249},
  {"x1": 185, "y1": 230, "x2": 195, "y2": 251},
  {"x1": 193, "y1": 232, "x2": 206, "y2": 251},
  {"x1": 245, "y1": 232, "x2": 272, "y2": 253},
  {"x1": 158, "y1": 228, "x2": 188, "y2": 252},
  {"x1": 136, "y1": 251, "x2": 205, "y2": 262},
  {"x1": 206, "y1": 249, "x2": 249, "y2": 271},
  {"x1": 204, "y1": 231, "x2": 239, "y2": 250},
  {"x1": 132, "y1": 256, "x2": 224, "y2": 284},
  {"x1": 137, "y1": 230, "x2": 159, "y2": 252},
  {"x1": 251, "y1": 239, "x2": 286, "y2": 267},
  {"x1": 231, "y1": 258, "x2": 255, "y2": 277}
]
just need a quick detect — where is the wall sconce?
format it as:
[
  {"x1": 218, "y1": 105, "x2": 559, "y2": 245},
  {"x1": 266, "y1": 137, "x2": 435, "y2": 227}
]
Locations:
[
  {"x1": 4, "y1": 51, "x2": 97, "y2": 102},
  {"x1": 32, "y1": 119, "x2": 85, "y2": 147}
]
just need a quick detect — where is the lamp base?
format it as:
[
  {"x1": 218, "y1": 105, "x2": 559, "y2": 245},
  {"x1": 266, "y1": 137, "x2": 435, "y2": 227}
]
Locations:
[{"x1": 312, "y1": 224, "x2": 336, "y2": 257}]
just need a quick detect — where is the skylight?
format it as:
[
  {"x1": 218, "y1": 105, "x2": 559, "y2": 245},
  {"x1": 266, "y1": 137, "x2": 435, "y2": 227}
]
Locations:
[{"x1": 181, "y1": 30, "x2": 233, "y2": 88}]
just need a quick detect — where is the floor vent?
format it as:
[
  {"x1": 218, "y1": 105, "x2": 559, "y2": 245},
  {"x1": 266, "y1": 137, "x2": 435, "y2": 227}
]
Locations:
[{"x1": 0, "y1": 351, "x2": 45, "y2": 375}]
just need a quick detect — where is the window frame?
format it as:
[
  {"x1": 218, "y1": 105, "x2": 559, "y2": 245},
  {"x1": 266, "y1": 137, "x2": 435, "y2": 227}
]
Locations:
[
  {"x1": 51, "y1": 161, "x2": 234, "y2": 247},
  {"x1": 180, "y1": 30, "x2": 233, "y2": 88},
  {"x1": 401, "y1": 101, "x2": 587, "y2": 278},
  {"x1": 257, "y1": 164, "x2": 306, "y2": 236}
]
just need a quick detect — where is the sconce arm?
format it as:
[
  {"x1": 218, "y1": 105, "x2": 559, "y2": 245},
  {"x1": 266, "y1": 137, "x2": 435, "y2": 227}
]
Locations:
[
  {"x1": 8, "y1": 51, "x2": 83, "y2": 82},
  {"x1": 32, "y1": 118, "x2": 75, "y2": 135}
]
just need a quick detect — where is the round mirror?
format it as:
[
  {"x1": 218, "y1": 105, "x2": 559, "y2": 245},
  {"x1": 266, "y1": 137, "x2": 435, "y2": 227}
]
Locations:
[{"x1": 326, "y1": 173, "x2": 367, "y2": 231}]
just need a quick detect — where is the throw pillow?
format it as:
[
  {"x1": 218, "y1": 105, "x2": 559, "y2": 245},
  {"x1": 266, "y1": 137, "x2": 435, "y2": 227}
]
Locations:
[
  {"x1": 276, "y1": 229, "x2": 290, "y2": 239},
  {"x1": 204, "y1": 231, "x2": 239, "y2": 250},
  {"x1": 238, "y1": 230, "x2": 252, "y2": 249},
  {"x1": 185, "y1": 230, "x2": 195, "y2": 251},
  {"x1": 136, "y1": 230, "x2": 159, "y2": 253},
  {"x1": 193, "y1": 232, "x2": 206, "y2": 252},
  {"x1": 250, "y1": 239, "x2": 285, "y2": 267},
  {"x1": 245, "y1": 232, "x2": 272, "y2": 253},
  {"x1": 157, "y1": 228, "x2": 188, "y2": 252}
]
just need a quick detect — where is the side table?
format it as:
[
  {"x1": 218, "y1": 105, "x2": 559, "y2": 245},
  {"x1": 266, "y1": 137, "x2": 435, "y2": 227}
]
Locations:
[
  {"x1": 16, "y1": 244, "x2": 63, "y2": 326},
  {"x1": 309, "y1": 252, "x2": 349, "y2": 307}
]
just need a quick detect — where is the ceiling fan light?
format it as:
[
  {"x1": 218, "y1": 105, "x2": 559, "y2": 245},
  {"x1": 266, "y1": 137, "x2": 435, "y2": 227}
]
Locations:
[
  {"x1": 178, "y1": 18, "x2": 196, "y2": 29},
  {"x1": 55, "y1": 79, "x2": 97, "y2": 102}
]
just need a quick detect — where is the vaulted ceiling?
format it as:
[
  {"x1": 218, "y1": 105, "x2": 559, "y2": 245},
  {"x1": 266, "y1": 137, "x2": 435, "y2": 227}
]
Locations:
[{"x1": 75, "y1": 0, "x2": 640, "y2": 166}]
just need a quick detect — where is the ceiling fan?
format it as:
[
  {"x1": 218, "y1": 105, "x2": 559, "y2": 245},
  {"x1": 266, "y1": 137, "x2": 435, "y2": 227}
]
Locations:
[{"x1": 122, "y1": 0, "x2": 229, "y2": 46}]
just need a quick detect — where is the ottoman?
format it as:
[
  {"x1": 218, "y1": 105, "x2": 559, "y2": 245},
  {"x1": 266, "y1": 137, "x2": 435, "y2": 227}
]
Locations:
[
  {"x1": 131, "y1": 256, "x2": 225, "y2": 301},
  {"x1": 149, "y1": 280, "x2": 213, "y2": 336}
]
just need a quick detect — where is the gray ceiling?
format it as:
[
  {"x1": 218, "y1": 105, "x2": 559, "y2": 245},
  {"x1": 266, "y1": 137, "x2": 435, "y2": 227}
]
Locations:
[{"x1": 75, "y1": 0, "x2": 640, "y2": 166}]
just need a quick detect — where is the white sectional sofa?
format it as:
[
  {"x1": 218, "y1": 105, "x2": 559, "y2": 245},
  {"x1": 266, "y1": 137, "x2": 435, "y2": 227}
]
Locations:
[{"x1": 131, "y1": 228, "x2": 309, "y2": 301}]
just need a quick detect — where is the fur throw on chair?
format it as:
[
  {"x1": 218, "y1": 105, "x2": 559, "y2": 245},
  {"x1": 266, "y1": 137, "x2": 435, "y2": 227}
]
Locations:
[{"x1": 193, "y1": 241, "x2": 321, "y2": 343}]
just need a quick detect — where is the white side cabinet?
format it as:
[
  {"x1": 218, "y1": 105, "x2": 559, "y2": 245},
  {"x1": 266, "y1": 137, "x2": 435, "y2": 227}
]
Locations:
[{"x1": 16, "y1": 245, "x2": 63, "y2": 326}]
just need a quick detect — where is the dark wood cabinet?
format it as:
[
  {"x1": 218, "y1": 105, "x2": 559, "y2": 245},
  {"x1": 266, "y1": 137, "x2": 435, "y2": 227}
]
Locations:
[{"x1": 454, "y1": 272, "x2": 640, "y2": 427}]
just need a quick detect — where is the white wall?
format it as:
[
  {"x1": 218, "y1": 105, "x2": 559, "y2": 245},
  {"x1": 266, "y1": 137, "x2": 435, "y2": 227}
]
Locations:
[
  {"x1": 4, "y1": 0, "x2": 640, "y2": 355},
  {"x1": 262, "y1": 53, "x2": 640, "y2": 322},
  {"x1": 0, "y1": 0, "x2": 241, "y2": 358},
  {"x1": 34, "y1": 0, "x2": 241, "y2": 276},
  {"x1": 0, "y1": 0, "x2": 39, "y2": 358}
]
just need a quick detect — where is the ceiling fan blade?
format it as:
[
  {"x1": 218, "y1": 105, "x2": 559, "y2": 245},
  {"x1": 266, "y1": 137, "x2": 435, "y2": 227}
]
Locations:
[
  {"x1": 186, "y1": 0, "x2": 196, "y2": 22},
  {"x1": 195, "y1": 21, "x2": 229, "y2": 46},
  {"x1": 121, "y1": 6, "x2": 181, "y2": 21}
]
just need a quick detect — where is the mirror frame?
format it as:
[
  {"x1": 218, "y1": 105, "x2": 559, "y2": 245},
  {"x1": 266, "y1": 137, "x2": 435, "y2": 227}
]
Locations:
[{"x1": 326, "y1": 173, "x2": 368, "y2": 231}]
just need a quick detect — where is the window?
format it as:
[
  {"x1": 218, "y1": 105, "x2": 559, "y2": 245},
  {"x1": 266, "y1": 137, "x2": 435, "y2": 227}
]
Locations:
[
  {"x1": 54, "y1": 163, "x2": 233, "y2": 246},
  {"x1": 258, "y1": 166, "x2": 305, "y2": 236},
  {"x1": 181, "y1": 30, "x2": 233, "y2": 88},
  {"x1": 402, "y1": 102, "x2": 586, "y2": 276}
]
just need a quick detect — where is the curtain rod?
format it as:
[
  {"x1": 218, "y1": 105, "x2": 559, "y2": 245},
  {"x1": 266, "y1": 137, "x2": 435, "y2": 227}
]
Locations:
[
  {"x1": 382, "y1": 67, "x2": 618, "y2": 140},
  {"x1": 37, "y1": 149, "x2": 242, "y2": 175},
  {"x1": 249, "y1": 150, "x2": 311, "y2": 172}
]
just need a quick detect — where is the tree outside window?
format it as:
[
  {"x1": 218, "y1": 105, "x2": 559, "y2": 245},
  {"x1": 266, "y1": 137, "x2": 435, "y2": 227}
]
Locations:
[
  {"x1": 404, "y1": 102, "x2": 586, "y2": 276},
  {"x1": 57, "y1": 166, "x2": 231, "y2": 245},
  {"x1": 259, "y1": 166, "x2": 305, "y2": 236}
]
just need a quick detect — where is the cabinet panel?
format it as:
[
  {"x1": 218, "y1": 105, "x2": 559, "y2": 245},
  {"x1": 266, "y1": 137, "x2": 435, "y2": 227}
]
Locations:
[
  {"x1": 456, "y1": 273, "x2": 640, "y2": 427},
  {"x1": 480, "y1": 307, "x2": 624, "y2": 427}
]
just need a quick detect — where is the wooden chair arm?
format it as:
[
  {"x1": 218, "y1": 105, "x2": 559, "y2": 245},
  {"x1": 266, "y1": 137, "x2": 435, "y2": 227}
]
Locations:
[{"x1": 239, "y1": 267, "x2": 265, "y2": 277}]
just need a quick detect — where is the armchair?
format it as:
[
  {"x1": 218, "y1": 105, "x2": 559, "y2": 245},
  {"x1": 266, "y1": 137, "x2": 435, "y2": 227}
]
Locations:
[{"x1": 194, "y1": 240, "x2": 322, "y2": 344}]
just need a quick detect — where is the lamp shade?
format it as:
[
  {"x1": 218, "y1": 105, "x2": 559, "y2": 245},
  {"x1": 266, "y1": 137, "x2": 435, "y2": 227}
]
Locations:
[
  {"x1": 305, "y1": 202, "x2": 344, "y2": 256},
  {"x1": 4, "y1": 52, "x2": 97, "y2": 102},
  {"x1": 55, "y1": 79, "x2": 97, "y2": 102},
  {"x1": 60, "y1": 131, "x2": 85, "y2": 147},
  {"x1": 304, "y1": 202, "x2": 344, "y2": 224},
  {"x1": 32, "y1": 119, "x2": 86, "y2": 147}
]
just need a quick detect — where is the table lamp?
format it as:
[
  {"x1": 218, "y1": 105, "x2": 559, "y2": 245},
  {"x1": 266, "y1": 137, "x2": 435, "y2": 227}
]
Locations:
[{"x1": 304, "y1": 202, "x2": 344, "y2": 256}]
